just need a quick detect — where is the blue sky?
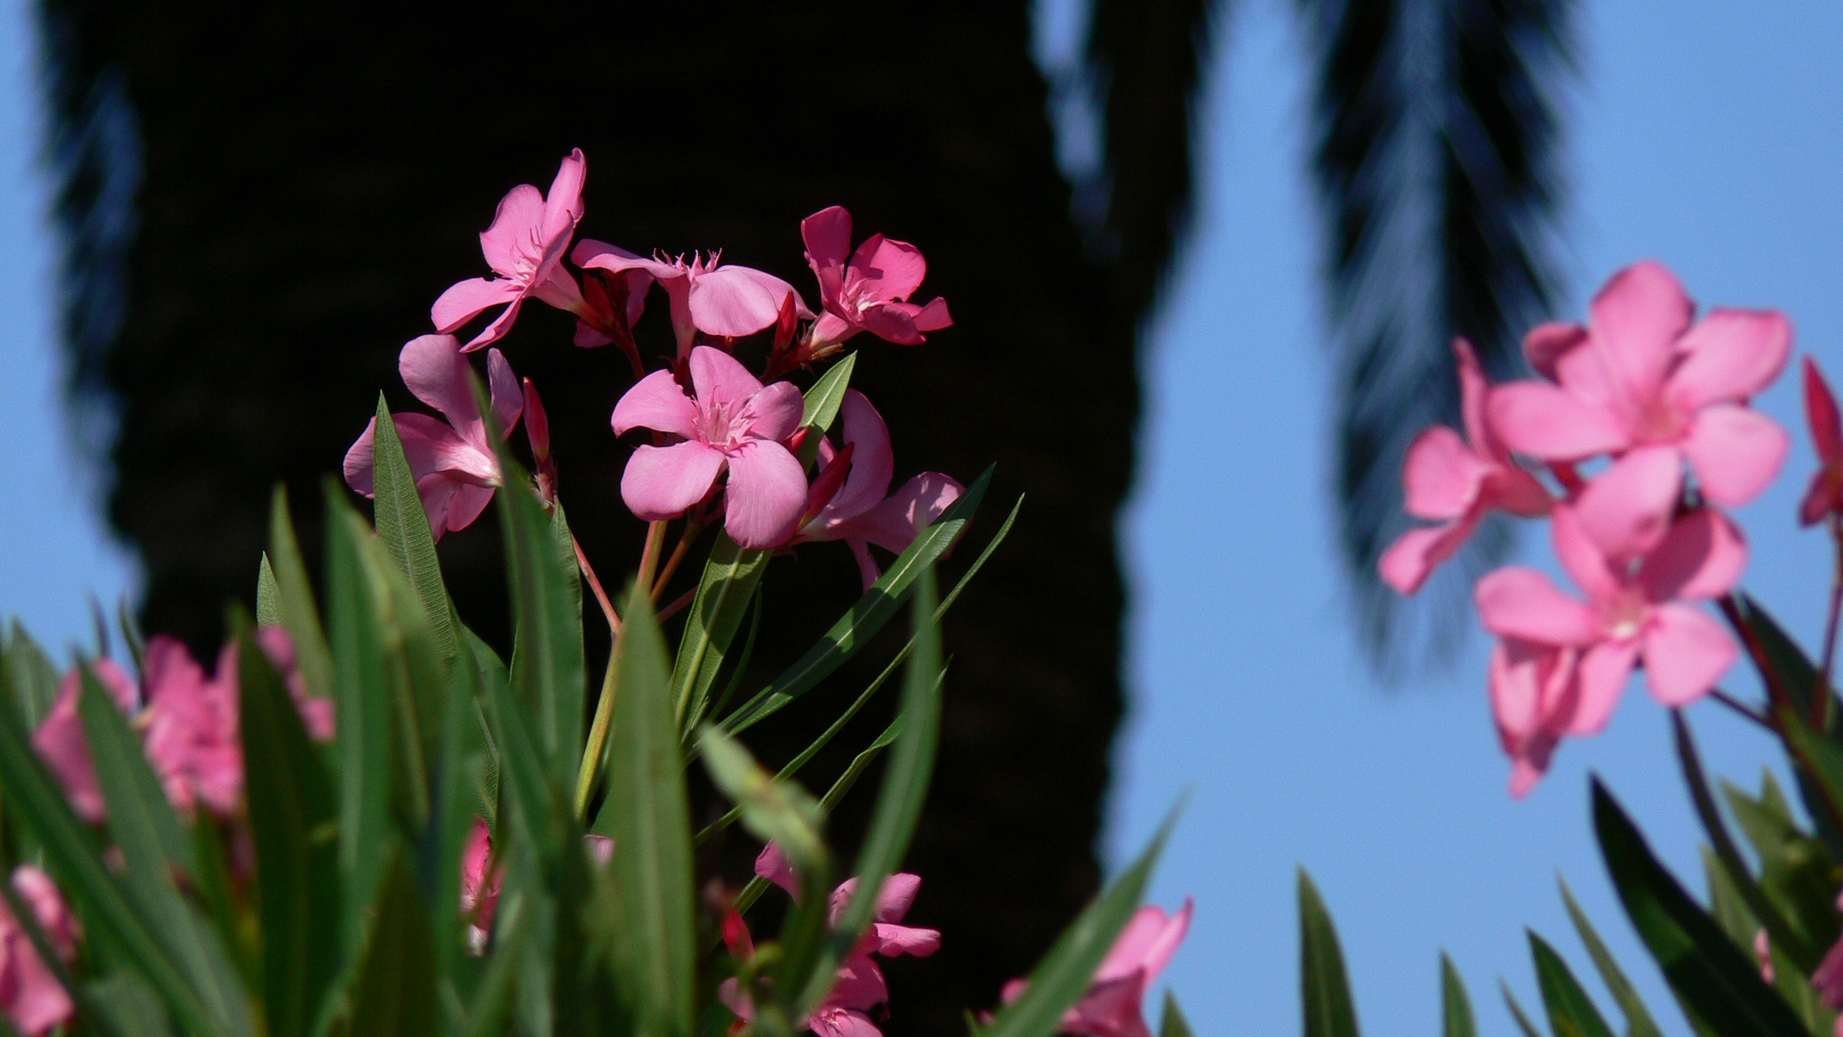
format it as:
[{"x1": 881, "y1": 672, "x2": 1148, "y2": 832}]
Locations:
[{"x1": 4, "y1": 2, "x2": 1843, "y2": 1036}]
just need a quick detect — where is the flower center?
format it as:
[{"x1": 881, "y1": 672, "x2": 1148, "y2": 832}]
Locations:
[{"x1": 1602, "y1": 588, "x2": 1650, "y2": 643}]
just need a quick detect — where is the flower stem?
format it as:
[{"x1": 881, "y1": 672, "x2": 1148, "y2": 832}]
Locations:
[
  {"x1": 574, "y1": 535, "x2": 620, "y2": 636},
  {"x1": 651, "y1": 520, "x2": 708, "y2": 603},
  {"x1": 637, "y1": 520, "x2": 668, "y2": 593},
  {"x1": 656, "y1": 586, "x2": 697, "y2": 624},
  {"x1": 573, "y1": 520, "x2": 666, "y2": 823}
]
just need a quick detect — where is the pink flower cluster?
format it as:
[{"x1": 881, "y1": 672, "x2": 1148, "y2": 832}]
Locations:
[
  {"x1": 1383, "y1": 260, "x2": 1794, "y2": 796},
  {"x1": 344, "y1": 151, "x2": 963, "y2": 566},
  {"x1": 33, "y1": 630, "x2": 334, "y2": 824},
  {"x1": 996, "y1": 900, "x2": 1192, "y2": 1037},
  {"x1": 0, "y1": 865, "x2": 80, "y2": 1035}
]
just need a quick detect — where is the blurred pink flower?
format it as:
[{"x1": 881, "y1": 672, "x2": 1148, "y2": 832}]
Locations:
[
  {"x1": 140, "y1": 638, "x2": 242, "y2": 818},
  {"x1": 253, "y1": 627, "x2": 335, "y2": 740},
  {"x1": 1801, "y1": 357, "x2": 1843, "y2": 527},
  {"x1": 0, "y1": 865, "x2": 79, "y2": 1036},
  {"x1": 1490, "y1": 260, "x2": 1791, "y2": 557},
  {"x1": 461, "y1": 818, "x2": 501, "y2": 954},
  {"x1": 801, "y1": 206, "x2": 951, "y2": 351},
  {"x1": 795, "y1": 391, "x2": 964, "y2": 589},
  {"x1": 344, "y1": 334, "x2": 523, "y2": 541},
  {"x1": 432, "y1": 149, "x2": 587, "y2": 351},
  {"x1": 1380, "y1": 339, "x2": 1551, "y2": 594},
  {"x1": 1812, "y1": 893, "x2": 1843, "y2": 1027},
  {"x1": 1488, "y1": 637, "x2": 1584, "y2": 797},
  {"x1": 999, "y1": 900, "x2": 1193, "y2": 1037},
  {"x1": 32, "y1": 658, "x2": 136, "y2": 823},
  {"x1": 573, "y1": 241, "x2": 811, "y2": 359},
  {"x1": 611, "y1": 346, "x2": 807, "y2": 548},
  {"x1": 1475, "y1": 505, "x2": 1743, "y2": 739}
]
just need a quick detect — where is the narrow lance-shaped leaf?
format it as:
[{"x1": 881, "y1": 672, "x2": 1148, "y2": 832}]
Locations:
[
  {"x1": 269, "y1": 485, "x2": 334, "y2": 702},
  {"x1": 347, "y1": 856, "x2": 440, "y2": 1037},
  {"x1": 1299, "y1": 869, "x2": 1360, "y2": 1037},
  {"x1": 1528, "y1": 931, "x2": 1616, "y2": 1037},
  {"x1": 1558, "y1": 879, "x2": 1665, "y2": 1037},
  {"x1": 368, "y1": 392, "x2": 461, "y2": 665},
  {"x1": 2, "y1": 624, "x2": 59, "y2": 742},
  {"x1": 1441, "y1": 954, "x2": 1476, "y2": 1037},
  {"x1": 256, "y1": 555, "x2": 282, "y2": 628},
  {"x1": 672, "y1": 532, "x2": 769, "y2": 737},
  {"x1": 601, "y1": 582, "x2": 696, "y2": 1037},
  {"x1": 1159, "y1": 992, "x2": 1194, "y2": 1037}
]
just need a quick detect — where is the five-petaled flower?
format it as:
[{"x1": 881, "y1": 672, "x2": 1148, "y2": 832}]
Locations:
[
  {"x1": 432, "y1": 149, "x2": 588, "y2": 351},
  {"x1": 574, "y1": 242, "x2": 811, "y2": 360},
  {"x1": 1381, "y1": 339, "x2": 1551, "y2": 595},
  {"x1": 344, "y1": 334, "x2": 524, "y2": 541},
  {"x1": 998, "y1": 899, "x2": 1192, "y2": 1037},
  {"x1": 611, "y1": 346, "x2": 808, "y2": 548},
  {"x1": 802, "y1": 206, "x2": 951, "y2": 353},
  {"x1": 1489, "y1": 260, "x2": 1791, "y2": 558}
]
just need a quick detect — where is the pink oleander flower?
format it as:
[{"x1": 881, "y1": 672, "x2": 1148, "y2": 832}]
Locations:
[
  {"x1": 999, "y1": 900, "x2": 1193, "y2": 1037},
  {"x1": 801, "y1": 206, "x2": 952, "y2": 352},
  {"x1": 1489, "y1": 637, "x2": 1584, "y2": 797},
  {"x1": 344, "y1": 334, "x2": 523, "y2": 541},
  {"x1": 573, "y1": 241, "x2": 812, "y2": 359},
  {"x1": 1801, "y1": 357, "x2": 1843, "y2": 527},
  {"x1": 461, "y1": 818, "x2": 502, "y2": 954},
  {"x1": 1381, "y1": 339, "x2": 1552, "y2": 594},
  {"x1": 1812, "y1": 893, "x2": 1843, "y2": 1027},
  {"x1": 725, "y1": 844, "x2": 941, "y2": 1037},
  {"x1": 432, "y1": 149, "x2": 587, "y2": 351},
  {"x1": 1756, "y1": 929, "x2": 1775, "y2": 985},
  {"x1": 32, "y1": 658, "x2": 137, "y2": 823},
  {"x1": 0, "y1": 866, "x2": 80, "y2": 1036},
  {"x1": 611, "y1": 346, "x2": 808, "y2": 548},
  {"x1": 1489, "y1": 260, "x2": 1791, "y2": 557},
  {"x1": 253, "y1": 627, "x2": 336, "y2": 740},
  {"x1": 794, "y1": 390, "x2": 965, "y2": 589},
  {"x1": 1475, "y1": 504, "x2": 1744, "y2": 746}
]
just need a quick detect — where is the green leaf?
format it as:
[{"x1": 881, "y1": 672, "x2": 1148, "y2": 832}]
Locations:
[
  {"x1": 256, "y1": 555, "x2": 282, "y2": 628},
  {"x1": 85, "y1": 971, "x2": 174, "y2": 1037},
  {"x1": 1299, "y1": 869, "x2": 1360, "y2": 1037},
  {"x1": 269, "y1": 485, "x2": 334, "y2": 703},
  {"x1": 1774, "y1": 711, "x2": 1843, "y2": 868},
  {"x1": 1559, "y1": 878, "x2": 1665, "y2": 1037},
  {"x1": 0, "y1": 668, "x2": 222, "y2": 1037},
  {"x1": 348, "y1": 857, "x2": 439, "y2": 1037},
  {"x1": 78, "y1": 669, "x2": 255, "y2": 1037},
  {"x1": 368, "y1": 393, "x2": 461, "y2": 665},
  {"x1": 2, "y1": 623, "x2": 58, "y2": 735},
  {"x1": 696, "y1": 726, "x2": 825, "y2": 872},
  {"x1": 1722, "y1": 772, "x2": 1841, "y2": 964},
  {"x1": 1503, "y1": 983, "x2": 1548, "y2": 1037},
  {"x1": 118, "y1": 596, "x2": 146, "y2": 674},
  {"x1": 1440, "y1": 955, "x2": 1476, "y2": 1037},
  {"x1": 490, "y1": 420, "x2": 585, "y2": 791},
  {"x1": 1529, "y1": 931, "x2": 1617, "y2": 1037},
  {"x1": 1159, "y1": 992, "x2": 1194, "y2": 1037},
  {"x1": 1592, "y1": 778, "x2": 1807, "y2": 1037},
  {"x1": 1733, "y1": 595, "x2": 1830, "y2": 725},
  {"x1": 238, "y1": 624, "x2": 340, "y2": 1037},
  {"x1": 325, "y1": 488, "x2": 398, "y2": 951},
  {"x1": 794, "y1": 352, "x2": 857, "y2": 467},
  {"x1": 600, "y1": 582, "x2": 696, "y2": 1037},
  {"x1": 723, "y1": 474, "x2": 1000, "y2": 735},
  {"x1": 803, "y1": 568, "x2": 943, "y2": 1013},
  {"x1": 977, "y1": 808, "x2": 1179, "y2": 1037},
  {"x1": 671, "y1": 532, "x2": 770, "y2": 736}
]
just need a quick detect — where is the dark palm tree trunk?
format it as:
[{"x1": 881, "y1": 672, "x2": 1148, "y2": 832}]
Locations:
[{"x1": 40, "y1": 1, "x2": 1136, "y2": 1026}]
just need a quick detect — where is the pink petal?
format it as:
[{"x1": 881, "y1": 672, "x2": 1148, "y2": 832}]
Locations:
[
  {"x1": 688, "y1": 266, "x2": 806, "y2": 338},
  {"x1": 1401, "y1": 426, "x2": 1487, "y2": 520},
  {"x1": 1586, "y1": 260, "x2": 1695, "y2": 401},
  {"x1": 1068, "y1": 974, "x2": 1154, "y2": 1037},
  {"x1": 871, "y1": 921, "x2": 942, "y2": 958},
  {"x1": 1569, "y1": 640, "x2": 1640, "y2": 735},
  {"x1": 826, "y1": 954, "x2": 890, "y2": 1011},
  {"x1": 688, "y1": 345, "x2": 766, "y2": 411},
  {"x1": 486, "y1": 349, "x2": 522, "y2": 441},
  {"x1": 431, "y1": 277, "x2": 523, "y2": 337},
  {"x1": 416, "y1": 475, "x2": 496, "y2": 541},
  {"x1": 858, "y1": 301, "x2": 933, "y2": 346},
  {"x1": 571, "y1": 240, "x2": 682, "y2": 282},
  {"x1": 1453, "y1": 339, "x2": 1491, "y2": 453},
  {"x1": 1489, "y1": 639, "x2": 1575, "y2": 796},
  {"x1": 1680, "y1": 404, "x2": 1790, "y2": 507},
  {"x1": 809, "y1": 1007, "x2": 883, "y2": 1037},
  {"x1": 1814, "y1": 938, "x2": 1843, "y2": 1010},
  {"x1": 621, "y1": 441, "x2": 726, "y2": 521},
  {"x1": 737, "y1": 381, "x2": 806, "y2": 445},
  {"x1": 1669, "y1": 308, "x2": 1792, "y2": 410},
  {"x1": 612, "y1": 370, "x2": 700, "y2": 439},
  {"x1": 1572, "y1": 445, "x2": 1683, "y2": 561},
  {"x1": 1480, "y1": 464, "x2": 1554, "y2": 518},
  {"x1": 1523, "y1": 321, "x2": 1588, "y2": 382},
  {"x1": 343, "y1": 418, "x2": 379, "y2": 497},
  {"x1": 1474, "y1": 568, "x2": 1600, "y2": 646},
  {"x1": 1638, "y1": 508, "x2": 1747, "y2": 603},
  {"x1": 837, "y1": 473, "x2": 965, "y2": 556},
  {"x1": 1488, "y1": 381, "x2": 1630, "y2": 460},
  {"x1": 849, "y1": 234, "x2": 928, "y2": 301},
  {"x1": 811, "y1": 312, "x2": 858, "y2": 349},
  {"x1": 399, "y1": 334, "x2": 480, "y2": 438},
  {"x1": 1550, "y1": 505, "x2": 1623, "y2": 603},
  {"x1": 1642, "y1": 604, "x2": 1738, "y2": 706},
  {"x1": 802, "y1": 206, "x2": 854, "y2": 305},
  {"x1": 754, "y1": 842, "x2": 800, "y2": 898},
  {"x1": 722, "y1": 441, "x2": 808, "y2": 549},
  {"x1": 848, "y1": 540, "x2": 882, "y2": 591},
  {"x1": 396, "y1": 413, "x2": 498, "y2": 486},
  {"x1": 817, "y1": 391, "x2": 896, "y2": 522},
  {"x1": 478, "y1": 184, "x2": 546, "y2": 277},
  {"x1": 539, "y1": 149, "x2": 587, "y2": 245},
  {"x1": 1806, "y1": 357, "x2": 1843, "y2": 467},
  {"x1": 1378, "y1": 519, "x2": 1475, "y2": 596},
  {"x1": 1096, "y1": 904, "x2": 1182, "y2": 983},
  {"x1": 4, "y1": 933, "x2": 74, "y2": 1036},
  {"x1": 11, "y1": 866, "x2": 77, "y2": 959},
  {"x1": 911, "y1": 296, "x2": 952, "y2": 333}
]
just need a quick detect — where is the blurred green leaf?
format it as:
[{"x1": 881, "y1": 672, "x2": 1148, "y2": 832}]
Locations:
[
  {"x1": 1775, "y1": 712, "x2": 1843, "y2": 869},
  {"x1": 601, "y1": 582, "x2": 696, "y2": 1037},
  {"x1": 325, "y1": 488, "x2": 397, "y2": 952},
  {"x1": 1504, "y1": 983, "x2": 1547, "y2": 1037},
  {"x1": 348, "y1": 857, "x2": 439, "y2": 1037},
  {"x1": 1299, "y1": 869, "x2": 1360, "y2": 1037},
  {"x1": 1733, "y1": 595, "x2": 1830, "y2": 725},
  {"x1": 1559, "y1": 879, "x2": 1664, "y2": 1037},
  {"x1": 85, "y1": 970, "x2": 174, "y2": 1037},
  {"x1": 1159, "y1": 991, "x2": 1194, "y2": 1037},
  {"x1": 977, "y1": 808, "x2": 1178, "y2": 1037},
  {"x1": 1730, "y1": 595, "x2": 1843, "y2": 859},
  {"x1": 1441, "y1": 955, "x2": 1475, "y2": 1037},
  {"x1": 269, "y1": 486, "x2": 334, "y2": 703},
  {"x1": 794, "y1": 353, "x2": 857, "y2": 468},
  {"x1": 368, "y1": 393, "x2": 461, "y2": 665},
  {"x1": 118, "y1": 597, "x2": 145, "y2": 674},
  {"x1": 3, "y1": 623, "x2": 58, "y2": 735},
  {"x1": 1723, "y1": 773, "x2": 1841, "y2": 964},
  {"x1": 697, "y1": 726, "x2": 825, "y2": 873},
  {"x1": 1592, "y1": 778, "x2": 1806, "y2": 1037},
  {"x1": 256, "y1": 555, "x2": 282, "y2": 628},
  {"x1": 429, "y1": 613, "x2": 488, "y2": 979},
  {"x1": 672, "y1": 533, "x2": 769, "y2": 737},
  {"x1": 1530, "y1": 931, "x2": 1616, "y2": 1037},
  {"x1": 804, "y1": 568, "x2": 943, "y2": 1013},
  {"x1": 238, "y1": 623, "x2": 340, "y2": 1037},
  {"x1": 724, "y1": 477, "x2": 1003, "y2": 735}
]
